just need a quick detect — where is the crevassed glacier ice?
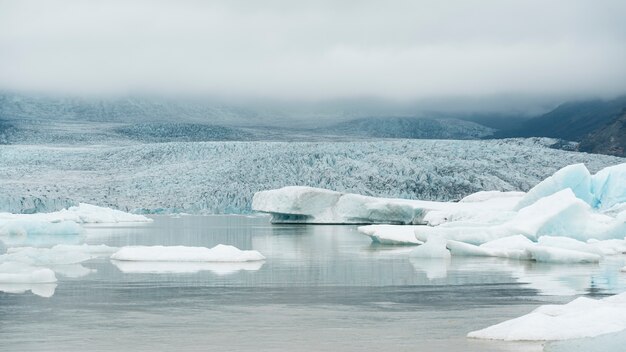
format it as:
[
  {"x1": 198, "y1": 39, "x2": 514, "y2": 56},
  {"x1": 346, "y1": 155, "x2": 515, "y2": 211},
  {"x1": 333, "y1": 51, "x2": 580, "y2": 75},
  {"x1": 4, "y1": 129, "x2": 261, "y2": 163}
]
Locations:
[
  {"x1": 110, "y1": 244, "x2": 265, "y2": 262},
  {"x1": 467, "y1": 292, "x2": 626, "y2": 341}
]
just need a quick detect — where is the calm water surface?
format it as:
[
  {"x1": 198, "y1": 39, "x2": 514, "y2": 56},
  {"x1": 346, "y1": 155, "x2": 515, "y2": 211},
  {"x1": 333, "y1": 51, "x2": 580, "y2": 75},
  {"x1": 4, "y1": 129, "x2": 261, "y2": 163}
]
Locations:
[{"x1": 2, "y1": 215, "x2": 626, "y2": 352}]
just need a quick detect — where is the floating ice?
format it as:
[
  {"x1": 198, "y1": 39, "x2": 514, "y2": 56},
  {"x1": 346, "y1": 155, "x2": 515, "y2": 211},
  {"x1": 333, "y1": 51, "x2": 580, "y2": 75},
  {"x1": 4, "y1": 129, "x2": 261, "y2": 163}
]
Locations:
[
  {"x1": 253, "y1": 186, "x2": 524, "y2": 225},
  {"x1": 0, "y1": 203, "x2": 151, "y2": 224},
  {"x1": 0, "y1": 283, "x2": 57, "y2": 297},
  {"x1": 110, "y1": 244, "x2": 266, "y2": 262},
  {"x1": 468, "y1": 292, "x2": 626, "y2": 341},
  {"x1": 0, "y1": 262, "x2": 57, "y2": 283},
  {"x1": 591, "y1": 163, "x2": 626, "y2": 210},
  {"x1": 357, "y1": 225, "x2": 422, "y2": 245},
  {"x1": 112, "y1": 260, "x2": 264, "y2": 275},
  {"x1": 2, "y1": 244, "x2": 118, "y2": 266},
  {"x1": 515, "y1": 163, "x2": 593, "y2": 210},
  {"x1": 0, "y1": 219, "x2": 83, "y2": 237},
  {"x1": 252, "y1": 186, "x2": 438, "y2": 224}
]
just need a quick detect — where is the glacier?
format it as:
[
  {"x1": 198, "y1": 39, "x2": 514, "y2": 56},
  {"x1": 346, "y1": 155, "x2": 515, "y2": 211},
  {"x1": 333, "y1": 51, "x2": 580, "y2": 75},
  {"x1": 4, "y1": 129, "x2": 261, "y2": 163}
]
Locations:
[
  {"x1": 467, "y1": 292, "x2": 626, "y2": 341},
  {"x1": 1, "y1": 139, "x2": 623, "y2": 215}
]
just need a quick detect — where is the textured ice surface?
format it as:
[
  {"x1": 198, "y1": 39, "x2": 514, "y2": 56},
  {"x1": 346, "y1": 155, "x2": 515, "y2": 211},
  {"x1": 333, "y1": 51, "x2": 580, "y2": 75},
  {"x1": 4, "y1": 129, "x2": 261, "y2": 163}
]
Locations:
[
  {"x1": 1, "y1": 139, "x2": 622, "y2": 214},
  {"x1": 252, "y1": 186, "x2": 438, "y2": 224},
  {"x1": 110, "y1": 244, "x2": 265, "y2": 262},
  {"x1": 515, "y1": 164, "x2": 593, "y2": 210},
  {"x1": 468, "y1": 292, "x2": 626, "y2": 341},
  {"x1": 254, "y1": 186, "x2": 524, "y2": 225},
  {"x1": 516, "y1": 163, "x2": 626, "y2": 210},
  {"x1": 591, "y1": 163, "x2": 626, "y2": 210},
  {"x1": 2, "y1": 244, "x2": 118, "y2": 266},
  {"x1": 0, "y1": 203, "x2": 151, "y2": 224},
  {"x1": 0, "y1": 219, "x2": 83, "y2": 237}
]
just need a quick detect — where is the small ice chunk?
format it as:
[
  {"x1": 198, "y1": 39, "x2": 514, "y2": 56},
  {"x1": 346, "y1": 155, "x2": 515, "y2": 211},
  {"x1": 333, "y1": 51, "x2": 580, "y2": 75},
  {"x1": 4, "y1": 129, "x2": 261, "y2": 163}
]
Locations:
[
  {"x1": 358, "y1": 225, "x2": 422, "y2": 245},
  {"x1": 110, "y1": 244, "x2": 266, "y2": 262},
  {"x1": 410, "y1": 236, "x2": 451, "y2": 259}
]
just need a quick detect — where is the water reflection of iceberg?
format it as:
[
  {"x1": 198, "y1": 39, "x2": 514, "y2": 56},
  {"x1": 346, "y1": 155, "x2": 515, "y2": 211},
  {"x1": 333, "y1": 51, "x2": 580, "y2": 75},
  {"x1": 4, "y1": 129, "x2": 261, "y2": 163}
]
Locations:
[
  {"x1": 111, "y1": 260, "x2": 265, "y2": 276},
  {"x1": 0, "y1": 283, "x2": 57, "y2": 297},
  {"x1": 409, "y1": 257, "x2": 450, "y2": 280}
]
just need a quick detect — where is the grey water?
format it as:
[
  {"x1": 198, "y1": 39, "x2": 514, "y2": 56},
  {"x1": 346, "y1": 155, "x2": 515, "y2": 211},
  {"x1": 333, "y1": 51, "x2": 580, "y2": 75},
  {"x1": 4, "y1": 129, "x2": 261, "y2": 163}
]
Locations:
[{"x1": 2, "y1": 215, "x2": 626, "y2": 352}]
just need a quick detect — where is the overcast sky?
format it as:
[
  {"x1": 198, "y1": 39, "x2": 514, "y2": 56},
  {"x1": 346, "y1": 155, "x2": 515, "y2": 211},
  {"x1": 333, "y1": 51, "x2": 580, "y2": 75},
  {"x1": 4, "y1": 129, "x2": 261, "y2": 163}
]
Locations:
[{"x1": 1, "y1": 0, "x2": 625, "y2": 107}]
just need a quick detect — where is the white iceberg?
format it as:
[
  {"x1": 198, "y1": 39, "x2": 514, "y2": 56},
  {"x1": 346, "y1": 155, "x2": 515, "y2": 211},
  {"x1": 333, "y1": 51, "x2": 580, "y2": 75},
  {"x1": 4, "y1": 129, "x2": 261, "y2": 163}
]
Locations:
[
  {"x1": 0, "y1": 203, "x2": 152, "y2": 224},
  {"x1": 0, "y1": 283, "x2": 57, "y2": 297},
  {"x1": 357, "y1": 225, "x2": 422, "y2": 245},
  {"x1": 516, "y1": 163, "x2": 626, "y2": 210},
  {"x1": 111, "y1": 260, "x2": 264, "y2": 275},
  {"x1": 110, "y1": 244, "x2": 266, "y2": 262},
  {"x1": 468, "y1": 292, "x2": 626, "y2": 341},
  {"x1": 0, "y1": 219, "x2": 83, "y2": 237},
  {"x1": 252, "y1": 186, "x2": 439, "y2": 224},
  {"x1": 0, "y1": 262, "x2": 57, "y2": 283},
  {"x1": 253, "y1": 186, "x2": 524, "y2": 225},
  {"x1": 515, "y1": 163, "x2": 594, "y2": 210},
  {"x1": 2, "y1": 244, "x2": 118, "y2": 266}
]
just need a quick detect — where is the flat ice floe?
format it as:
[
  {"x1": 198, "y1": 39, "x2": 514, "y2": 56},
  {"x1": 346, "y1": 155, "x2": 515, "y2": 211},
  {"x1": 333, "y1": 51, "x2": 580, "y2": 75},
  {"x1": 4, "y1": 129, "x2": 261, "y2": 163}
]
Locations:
[
  {"x1": 0, "y1": 262, "x2": 57, "y2": 284},
  {"x1": 2, "y1": 244, "x2": 118, "y2": 266},
  {"x1": 110, "y1": 244, "x2": 266, "y2": 262},
  {"x1": 112, "y1": 260, "x2": 264, "y2": 275},
  {"x1": 0, "y1": 203, "x2": 152, "y2": 224},
  {"x1": 467, "y1": 292, "x2": 626, "y2": 341}
]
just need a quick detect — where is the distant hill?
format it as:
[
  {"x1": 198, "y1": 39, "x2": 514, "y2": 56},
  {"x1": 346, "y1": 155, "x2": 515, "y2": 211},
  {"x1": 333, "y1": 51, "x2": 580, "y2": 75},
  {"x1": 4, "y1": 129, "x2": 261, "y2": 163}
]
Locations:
[
  {"x1": 317, "y1": 117, "x2": 495, "y2": 140},
  {"x1": 494, "y1": 96, "x2": 626, "y2": 141},
  {"x1": 579, "y1": 110, "x2": 626, "y2": 157}
]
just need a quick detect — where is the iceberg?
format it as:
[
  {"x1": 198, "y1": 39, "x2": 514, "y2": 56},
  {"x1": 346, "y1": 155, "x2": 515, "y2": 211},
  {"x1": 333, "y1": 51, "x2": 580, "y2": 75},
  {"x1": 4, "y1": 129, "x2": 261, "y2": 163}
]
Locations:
[
  {"x1": 0, "y1": 203, "x2": 152, "y2": 224},
  {"x1": 252, "y1": 186, "x2": 438, "y2": 224},
  {"x1": 468, "y1": 292, "x2": 626, "y2": 341},
  {"x1": 0, "y1": 219, "x2": 83, "y2": 237},
  {"x1": 252, "y1": 186, "x2": 523, "y2": 225},
  {"x1": 515, "y1": 163, "x2": 593, "y2": 210},
  {"x1": 515, "y1": 163, "x2": 626, "y2": 210},
  {"x1": 111, "y1": 260, "x2": 264, "y2": 275},
  {"x1": 0, "y1": 283, "x2": 57, "y2": 297},
  {"x1": 0, "y1": 262, "x2": 57, "y2": 283},
  {"x1": 591, "y1": 163, "x2": 626, "y2": 210},
  {"x1": 2, "y1": 244, "x2": 118, "y2": 266},
  {"x1": 110, "y1": 244, "x2": 266, "y2": 262},
  {"x1": 357, "y1": 225, "x2": 422, "y2": 245}
]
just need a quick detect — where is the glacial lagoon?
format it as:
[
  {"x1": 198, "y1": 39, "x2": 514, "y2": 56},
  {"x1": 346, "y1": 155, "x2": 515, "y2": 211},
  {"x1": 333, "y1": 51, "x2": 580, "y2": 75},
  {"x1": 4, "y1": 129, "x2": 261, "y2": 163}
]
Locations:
[{"x1": 2, "y1": 215, "x2": 626, "y2": 352}]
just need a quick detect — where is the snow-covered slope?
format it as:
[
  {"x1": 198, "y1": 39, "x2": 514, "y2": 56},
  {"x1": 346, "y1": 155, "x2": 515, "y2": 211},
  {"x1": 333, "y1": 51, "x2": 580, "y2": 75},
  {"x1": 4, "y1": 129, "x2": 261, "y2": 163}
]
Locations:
[{"x1": 0, "y1": 139, "x2": 622, "y2": 214}]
